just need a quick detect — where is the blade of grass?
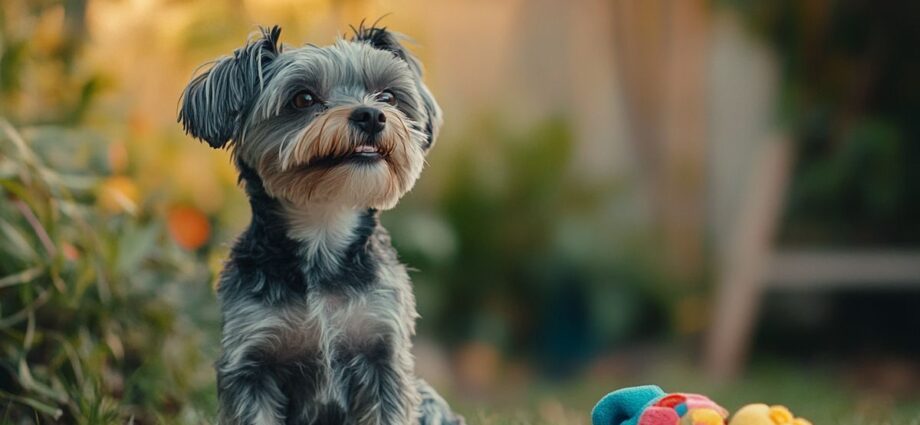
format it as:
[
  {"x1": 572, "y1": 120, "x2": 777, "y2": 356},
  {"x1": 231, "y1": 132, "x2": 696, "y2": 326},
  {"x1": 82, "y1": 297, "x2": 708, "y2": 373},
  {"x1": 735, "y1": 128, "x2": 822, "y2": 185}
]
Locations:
[
  {"x1": 12, "y1": 199, "x2": 56, "y2": 257},
  {"x1": 0, "y1": 286, "x2": 51, "y2": 328},
  {"x1": 0, "y1": 266, "x2": 44, "y2": 289},
  {"x1": 18, "y1": 356, "x2": 68, "y2": 403},
  {"x1": 0, "y1": 217, "x2": 38, "y2": 261},
  {"x1": 0, "y1": 389, "x2": 63, "y2": 420}
]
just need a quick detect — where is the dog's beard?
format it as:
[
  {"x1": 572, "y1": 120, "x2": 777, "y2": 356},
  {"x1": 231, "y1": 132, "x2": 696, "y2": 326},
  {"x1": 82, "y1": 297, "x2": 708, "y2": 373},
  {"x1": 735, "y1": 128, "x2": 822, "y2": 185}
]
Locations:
[{"x1": 256, "y1": 106, "x2": 426, "y2": 210}]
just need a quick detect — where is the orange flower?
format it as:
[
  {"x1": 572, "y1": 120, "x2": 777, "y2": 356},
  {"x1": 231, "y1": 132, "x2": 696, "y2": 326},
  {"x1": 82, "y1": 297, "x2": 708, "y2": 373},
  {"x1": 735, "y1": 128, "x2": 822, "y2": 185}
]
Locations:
[
  {"x1": 61, "y1": 242, "x2": 80, "y2": 261},
  {"x1": 167, "y1": 206, "x2": 211, "y2": 250}
]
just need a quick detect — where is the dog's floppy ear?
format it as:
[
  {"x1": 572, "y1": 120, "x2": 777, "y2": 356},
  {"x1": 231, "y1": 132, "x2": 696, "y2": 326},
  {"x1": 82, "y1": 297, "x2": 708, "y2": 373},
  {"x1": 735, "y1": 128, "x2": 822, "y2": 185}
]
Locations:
[
  {"x1": 352, "y1": 23, "x2": 442, "y2": 149},
  {"x1": 178, "y1": 26, "x2": 282, "y2": 149}
]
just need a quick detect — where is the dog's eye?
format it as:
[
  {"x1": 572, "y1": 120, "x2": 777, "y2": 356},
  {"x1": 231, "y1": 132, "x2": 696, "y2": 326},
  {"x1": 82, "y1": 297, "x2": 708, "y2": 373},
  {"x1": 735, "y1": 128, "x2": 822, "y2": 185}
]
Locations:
[
  {"x1": 376, "y1": 91, "x2": 397, "y2": 106},
  {"x1": 291, "y1": 90, "x2": 318, "y2": 109}
]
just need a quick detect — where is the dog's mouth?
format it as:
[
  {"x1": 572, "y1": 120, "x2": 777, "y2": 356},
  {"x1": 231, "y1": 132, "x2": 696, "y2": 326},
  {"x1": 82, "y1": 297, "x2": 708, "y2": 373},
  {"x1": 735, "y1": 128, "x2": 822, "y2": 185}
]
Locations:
[
  {"x1": 301, "y1": 142, "x2": 388, "y2": 169},
  {"x1": 351, "y1": 144, "x2": 384, "y2": 161}
]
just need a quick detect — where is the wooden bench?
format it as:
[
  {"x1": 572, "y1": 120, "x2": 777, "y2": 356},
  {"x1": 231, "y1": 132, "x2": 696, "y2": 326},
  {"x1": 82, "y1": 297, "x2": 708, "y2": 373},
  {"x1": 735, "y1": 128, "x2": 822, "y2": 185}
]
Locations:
[{"x1": 704, "y1": 139, "x2": 920, "y2": 378}]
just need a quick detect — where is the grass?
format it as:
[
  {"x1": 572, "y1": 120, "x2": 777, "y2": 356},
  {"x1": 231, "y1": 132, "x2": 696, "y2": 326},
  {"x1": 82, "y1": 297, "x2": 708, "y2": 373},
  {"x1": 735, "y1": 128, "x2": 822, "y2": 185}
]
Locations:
[{"x1": 448, "y1": 360, "x2": 920, "y2": 425}]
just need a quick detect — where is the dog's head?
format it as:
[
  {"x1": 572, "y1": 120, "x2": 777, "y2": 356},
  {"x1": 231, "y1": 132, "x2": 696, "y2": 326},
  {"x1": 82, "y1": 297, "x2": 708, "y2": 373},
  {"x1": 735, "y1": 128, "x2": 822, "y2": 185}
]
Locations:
[{"x1": 178, "y1": 24, "x2": 441, "y2": 210}]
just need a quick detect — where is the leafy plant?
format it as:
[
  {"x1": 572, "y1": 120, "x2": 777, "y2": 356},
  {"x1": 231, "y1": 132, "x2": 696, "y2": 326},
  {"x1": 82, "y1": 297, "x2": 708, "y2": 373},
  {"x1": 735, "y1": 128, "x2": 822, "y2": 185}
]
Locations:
[{"x1": 0, "y1": 120, "x2": 218, "y2": 423}]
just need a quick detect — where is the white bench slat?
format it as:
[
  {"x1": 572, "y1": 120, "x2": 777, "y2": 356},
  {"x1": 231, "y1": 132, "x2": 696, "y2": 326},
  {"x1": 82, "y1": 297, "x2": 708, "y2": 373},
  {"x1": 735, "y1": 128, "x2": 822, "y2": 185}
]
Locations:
[{"x1": 766, "y1": 250, "x2": 920, "y2": 288}]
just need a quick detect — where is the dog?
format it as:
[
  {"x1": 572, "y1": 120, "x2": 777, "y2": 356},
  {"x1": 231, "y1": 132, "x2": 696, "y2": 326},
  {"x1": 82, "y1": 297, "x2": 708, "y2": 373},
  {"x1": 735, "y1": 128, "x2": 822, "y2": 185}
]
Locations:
[{"x1": 178, "y1": 24, "x2": 464, "y2": 425}]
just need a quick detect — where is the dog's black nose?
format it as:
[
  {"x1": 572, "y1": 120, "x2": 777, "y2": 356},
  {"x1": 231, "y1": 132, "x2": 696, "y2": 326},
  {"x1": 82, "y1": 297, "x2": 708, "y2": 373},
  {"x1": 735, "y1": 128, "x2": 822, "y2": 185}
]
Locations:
[{"x1": 349, "y1": 107, "x2": 386, "y2": 134}]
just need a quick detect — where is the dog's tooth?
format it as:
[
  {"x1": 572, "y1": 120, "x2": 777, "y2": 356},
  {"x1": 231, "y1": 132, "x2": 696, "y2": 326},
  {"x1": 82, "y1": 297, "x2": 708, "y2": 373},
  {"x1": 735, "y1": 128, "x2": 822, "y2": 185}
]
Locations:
[{"x1": 354, "y1": 145, "x2": 378, "y2": 153}]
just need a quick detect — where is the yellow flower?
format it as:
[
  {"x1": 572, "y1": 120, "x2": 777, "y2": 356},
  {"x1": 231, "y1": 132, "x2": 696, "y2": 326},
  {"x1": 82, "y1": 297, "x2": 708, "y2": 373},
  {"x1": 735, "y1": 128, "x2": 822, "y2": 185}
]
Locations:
[{"x1": 97, "y1": 176, "x2": 139, "y2": 214}]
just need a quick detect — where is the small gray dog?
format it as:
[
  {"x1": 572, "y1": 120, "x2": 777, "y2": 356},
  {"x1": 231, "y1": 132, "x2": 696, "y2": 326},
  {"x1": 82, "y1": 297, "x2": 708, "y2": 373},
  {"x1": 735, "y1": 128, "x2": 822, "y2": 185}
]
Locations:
[{"x1": 178, "y1": 24, "x2": 463, "y2": 425}]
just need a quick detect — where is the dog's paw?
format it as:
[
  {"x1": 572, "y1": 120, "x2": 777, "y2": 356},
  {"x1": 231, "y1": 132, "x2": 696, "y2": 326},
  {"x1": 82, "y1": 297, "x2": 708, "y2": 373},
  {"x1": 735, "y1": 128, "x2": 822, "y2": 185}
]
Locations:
[{"x1": 417, "y1": 380, "x2": 465, "y2": 425}]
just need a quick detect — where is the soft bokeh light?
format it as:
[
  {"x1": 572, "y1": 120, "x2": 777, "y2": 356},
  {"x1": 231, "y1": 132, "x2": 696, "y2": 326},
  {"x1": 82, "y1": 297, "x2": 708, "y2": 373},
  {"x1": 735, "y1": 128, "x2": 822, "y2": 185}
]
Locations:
[{"x1": 1, "y1": 0, "x2": 919, "y2": 423}]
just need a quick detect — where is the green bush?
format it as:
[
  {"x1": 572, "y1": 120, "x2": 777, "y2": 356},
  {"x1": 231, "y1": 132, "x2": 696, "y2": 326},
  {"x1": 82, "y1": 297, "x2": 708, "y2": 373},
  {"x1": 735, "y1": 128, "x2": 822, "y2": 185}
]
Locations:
[{"x1": 0, "y1": 121, "x2": 217, "y2": 423}]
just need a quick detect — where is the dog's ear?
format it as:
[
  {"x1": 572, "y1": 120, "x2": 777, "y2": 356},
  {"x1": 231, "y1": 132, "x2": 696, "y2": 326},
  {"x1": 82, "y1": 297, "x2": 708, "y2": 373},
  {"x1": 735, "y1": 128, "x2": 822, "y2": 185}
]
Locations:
[
  {"x1": 352, "y1": 24, "x2": 442, "y2": 149},
  {"x1": 178, "y1": 26, "x2": 282, "y2": 149}
]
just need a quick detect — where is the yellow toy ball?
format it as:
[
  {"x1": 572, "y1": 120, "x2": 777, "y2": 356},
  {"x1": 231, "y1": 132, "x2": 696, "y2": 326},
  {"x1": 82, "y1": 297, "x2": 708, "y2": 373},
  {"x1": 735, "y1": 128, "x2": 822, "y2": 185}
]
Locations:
[{"x1": 728, "y1": 404, "x2": 812, "y2": 425}]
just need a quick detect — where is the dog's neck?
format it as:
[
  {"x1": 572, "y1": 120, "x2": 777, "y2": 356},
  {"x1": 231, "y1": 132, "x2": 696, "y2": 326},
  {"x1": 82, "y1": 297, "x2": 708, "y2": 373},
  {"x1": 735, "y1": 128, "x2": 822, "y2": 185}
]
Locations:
[
  {"x1": 235, "y1": 160, "x2": 379, "y2": 287},
  {"x1": 281, "y1": 201, "x2": 362, "y2": 275}
]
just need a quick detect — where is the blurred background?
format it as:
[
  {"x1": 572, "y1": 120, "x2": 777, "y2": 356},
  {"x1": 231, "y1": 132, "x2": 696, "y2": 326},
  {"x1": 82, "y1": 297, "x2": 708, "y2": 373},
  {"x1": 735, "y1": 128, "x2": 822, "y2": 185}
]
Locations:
[{"x1": 1, "y1": 0, "x2": 919, "y2": 423}]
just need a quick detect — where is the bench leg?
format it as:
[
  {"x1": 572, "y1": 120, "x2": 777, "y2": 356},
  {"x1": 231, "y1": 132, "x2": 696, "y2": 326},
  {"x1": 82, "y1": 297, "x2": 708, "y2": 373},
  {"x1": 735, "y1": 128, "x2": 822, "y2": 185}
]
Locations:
[{"x1": 705, "y1": 137, "x2": 792, "y2": 379}]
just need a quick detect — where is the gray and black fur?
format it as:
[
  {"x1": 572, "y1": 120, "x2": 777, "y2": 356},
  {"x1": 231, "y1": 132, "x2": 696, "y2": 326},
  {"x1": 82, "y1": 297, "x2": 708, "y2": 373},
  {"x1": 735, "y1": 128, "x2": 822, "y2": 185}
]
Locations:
[{"x1": 178, "y1": 24, "x2": 461, "y2": 425}]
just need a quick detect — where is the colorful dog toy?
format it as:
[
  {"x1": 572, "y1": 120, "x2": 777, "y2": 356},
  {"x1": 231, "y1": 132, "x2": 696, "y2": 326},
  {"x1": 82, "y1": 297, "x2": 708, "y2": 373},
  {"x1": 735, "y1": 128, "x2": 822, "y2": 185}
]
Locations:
[
  {"x1": 591, "y1": 385, "x2": 728, "y2": 425},
  {"x1": 592, "y1": 386, "x2": 812, "y2": 425}
]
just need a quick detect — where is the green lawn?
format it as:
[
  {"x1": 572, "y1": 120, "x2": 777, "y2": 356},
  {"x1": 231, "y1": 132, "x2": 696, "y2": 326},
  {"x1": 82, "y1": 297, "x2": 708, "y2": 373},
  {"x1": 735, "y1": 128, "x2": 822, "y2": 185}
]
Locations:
[{"x1": 450, "y1": 362, "x2": 920, "y2": 425}]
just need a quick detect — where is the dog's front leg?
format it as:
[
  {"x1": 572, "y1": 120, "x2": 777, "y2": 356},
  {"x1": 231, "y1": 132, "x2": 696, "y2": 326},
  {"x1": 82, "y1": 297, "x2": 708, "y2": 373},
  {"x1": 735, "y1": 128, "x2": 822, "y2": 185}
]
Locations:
[
  {"x1": 340, "y1": 342, "x2": 419, "y2": 425},
  {"x1": 217, "y1": 353, "x2": 286, "y2": 425}
]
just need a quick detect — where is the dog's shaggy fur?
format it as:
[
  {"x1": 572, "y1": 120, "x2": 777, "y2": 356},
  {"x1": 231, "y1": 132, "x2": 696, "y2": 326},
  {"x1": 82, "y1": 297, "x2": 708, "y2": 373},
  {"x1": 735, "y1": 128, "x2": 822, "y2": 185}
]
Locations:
[{"x1": 178, "y1": 24, "x2": 462, "y2": 425}]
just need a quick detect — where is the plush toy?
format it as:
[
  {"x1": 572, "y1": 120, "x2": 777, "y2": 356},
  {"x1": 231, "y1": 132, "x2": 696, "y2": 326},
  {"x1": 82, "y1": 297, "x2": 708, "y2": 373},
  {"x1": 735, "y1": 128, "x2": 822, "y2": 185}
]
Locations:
[
  {"x1": 591, "y1": 385, "x2": 728, "y2": 425},
  {"x1": 728, "y1": 404, "x2": 812, "y2": 425},
  {"x1": 592, "y1": 386, "x2": 812, "y2": 425}
]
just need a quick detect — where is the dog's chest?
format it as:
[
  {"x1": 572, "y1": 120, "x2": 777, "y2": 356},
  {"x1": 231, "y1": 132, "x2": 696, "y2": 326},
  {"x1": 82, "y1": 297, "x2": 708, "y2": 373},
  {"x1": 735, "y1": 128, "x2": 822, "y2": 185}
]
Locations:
[{"x1": 273, "y1": 286, "x2": 405, "y2": 358}]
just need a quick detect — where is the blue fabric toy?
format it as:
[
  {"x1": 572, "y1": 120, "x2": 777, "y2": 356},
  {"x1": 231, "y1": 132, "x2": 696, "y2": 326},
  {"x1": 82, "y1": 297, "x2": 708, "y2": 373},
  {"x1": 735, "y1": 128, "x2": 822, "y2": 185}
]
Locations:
[{"x1": 591, "y1": 385, "x2": 667, "y2": 425}]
